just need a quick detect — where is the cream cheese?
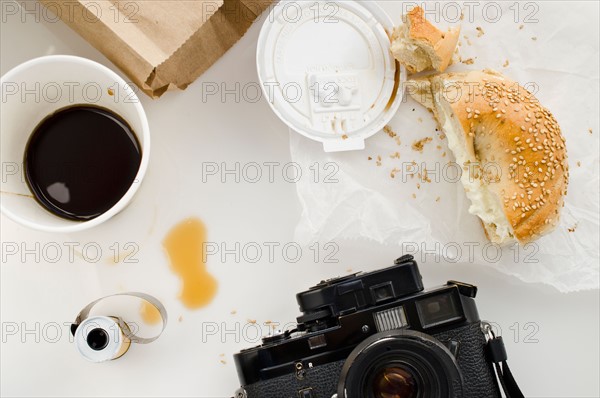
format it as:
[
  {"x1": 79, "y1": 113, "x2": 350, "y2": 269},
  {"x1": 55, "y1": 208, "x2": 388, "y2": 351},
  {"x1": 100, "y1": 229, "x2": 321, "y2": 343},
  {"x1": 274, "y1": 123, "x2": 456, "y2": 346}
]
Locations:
[{"x1": 441, "y1": 108, "x2": 514, "y2": 243}]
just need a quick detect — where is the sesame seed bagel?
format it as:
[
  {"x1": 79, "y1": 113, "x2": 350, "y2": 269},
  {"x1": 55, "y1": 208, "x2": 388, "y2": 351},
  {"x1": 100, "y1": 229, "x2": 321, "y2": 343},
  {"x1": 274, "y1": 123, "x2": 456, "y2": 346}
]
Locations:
[
  {"x1": 391, "y1": 6, "x2": 460, "y2": 73},
  {"x1": 409, "y1": 69, "x2": 569, "y2": 244}
]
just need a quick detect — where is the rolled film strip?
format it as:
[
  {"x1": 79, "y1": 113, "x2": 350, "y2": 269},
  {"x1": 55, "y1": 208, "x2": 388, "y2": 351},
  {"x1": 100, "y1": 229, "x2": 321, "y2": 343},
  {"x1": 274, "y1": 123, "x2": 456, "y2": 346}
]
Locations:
[{"x1": 71, "y1": 292, "x2": 167, "y2": 362}]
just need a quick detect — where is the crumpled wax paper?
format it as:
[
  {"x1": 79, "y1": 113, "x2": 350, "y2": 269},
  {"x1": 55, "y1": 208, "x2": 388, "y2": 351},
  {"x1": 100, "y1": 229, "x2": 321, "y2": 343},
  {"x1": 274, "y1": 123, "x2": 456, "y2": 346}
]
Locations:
[{"x1": 289, "y1": 2, "x2": 599, "y2": 292}]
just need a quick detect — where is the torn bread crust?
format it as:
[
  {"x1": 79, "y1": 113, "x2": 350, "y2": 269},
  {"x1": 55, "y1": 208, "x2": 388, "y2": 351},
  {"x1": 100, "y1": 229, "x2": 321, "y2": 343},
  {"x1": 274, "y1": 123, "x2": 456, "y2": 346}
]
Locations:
[
  {"x1": 391, "y1": 6, "x2": 460, "y2": 74},
  {"x1": 409, "y1": 70, "x2": 569, "y2": 245}
]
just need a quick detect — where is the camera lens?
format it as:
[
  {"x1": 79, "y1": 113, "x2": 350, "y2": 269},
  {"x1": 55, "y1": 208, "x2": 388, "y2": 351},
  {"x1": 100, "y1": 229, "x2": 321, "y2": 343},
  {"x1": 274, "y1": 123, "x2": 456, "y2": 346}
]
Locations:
[
  {"x1": 372, "y1": 366, "x2": 418, "y2": 398},
  {"x1": 87, "y1": 328, "x2": 109, "y2": 351},
  {"x1": 338, "y1": 330, "x2": 463, "y2": 398}
]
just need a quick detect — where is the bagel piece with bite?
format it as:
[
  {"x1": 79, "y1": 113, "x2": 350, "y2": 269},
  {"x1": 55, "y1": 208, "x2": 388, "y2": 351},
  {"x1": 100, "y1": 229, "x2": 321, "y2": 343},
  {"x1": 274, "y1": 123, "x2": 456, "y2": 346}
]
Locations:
[
  {"x1": 391, "y1": 6, "x2": 460, "y2": 74},
  {"x1": 409, "y1": 70, "x2": 569, "y2": 244}
]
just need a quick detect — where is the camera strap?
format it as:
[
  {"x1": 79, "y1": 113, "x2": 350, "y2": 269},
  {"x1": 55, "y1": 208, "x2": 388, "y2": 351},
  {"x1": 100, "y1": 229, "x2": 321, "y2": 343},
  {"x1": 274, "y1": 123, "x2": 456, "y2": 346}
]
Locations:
[
  {"x1": 482, "y1": 322, "x2": 525, "y2": 398},
  {"x1": 71, "y1": 292, "x2": 168, "y2": 344}
]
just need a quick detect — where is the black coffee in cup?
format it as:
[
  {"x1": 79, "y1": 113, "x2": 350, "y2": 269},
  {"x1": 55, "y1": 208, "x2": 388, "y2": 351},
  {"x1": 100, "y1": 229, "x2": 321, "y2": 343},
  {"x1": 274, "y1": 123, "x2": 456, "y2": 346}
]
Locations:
[{"x1": 24, "y1": 105, "x2": 141, "y2": 221}]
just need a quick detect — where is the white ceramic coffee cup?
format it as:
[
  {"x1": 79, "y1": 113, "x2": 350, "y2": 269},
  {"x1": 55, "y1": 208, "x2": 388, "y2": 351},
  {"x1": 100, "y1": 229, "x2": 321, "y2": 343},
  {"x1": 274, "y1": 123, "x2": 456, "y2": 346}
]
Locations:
[{"x1": 0, "y1": 55, "x2": 150, "y2": 233}]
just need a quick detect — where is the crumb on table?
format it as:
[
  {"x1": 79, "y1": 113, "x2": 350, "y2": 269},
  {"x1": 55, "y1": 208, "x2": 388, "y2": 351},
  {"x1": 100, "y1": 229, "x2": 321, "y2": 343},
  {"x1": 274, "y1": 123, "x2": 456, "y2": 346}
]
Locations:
[
  {"x1": 412, "y1": 137, "x2": 433, "y2": 153},
  {"x1": 422, "y1": 169, "x2": 432, "y2": 183},
  {"x1": 384, "y1": 125, "x2": 397, "y2": 138}
]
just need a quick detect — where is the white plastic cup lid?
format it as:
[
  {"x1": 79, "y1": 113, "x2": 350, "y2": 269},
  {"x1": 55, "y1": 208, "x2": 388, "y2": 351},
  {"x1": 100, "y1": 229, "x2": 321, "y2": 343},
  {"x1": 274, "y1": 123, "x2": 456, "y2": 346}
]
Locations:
[{"x1": 257, "y1": 0, "x2": 406, "y2": 152}]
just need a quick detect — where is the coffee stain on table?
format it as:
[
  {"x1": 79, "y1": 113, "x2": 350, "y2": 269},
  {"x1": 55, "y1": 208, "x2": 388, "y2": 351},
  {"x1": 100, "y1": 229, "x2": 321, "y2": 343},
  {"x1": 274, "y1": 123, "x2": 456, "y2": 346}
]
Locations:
[
  {"x1": 140, "y1": 301, "x2": 162, "y2": 325},
  {"x1": 0, "y1": 191, "x2": 34, "y2": 198},
  {"x1": 106, "y1": 246, "x2": 138, "y2": 265},
  {"x1": 163, "y1": 218, "x2": 217, "y2": 309},
  {"x1": 147, "y1": 205, "x2": 158, "y2": 236}
]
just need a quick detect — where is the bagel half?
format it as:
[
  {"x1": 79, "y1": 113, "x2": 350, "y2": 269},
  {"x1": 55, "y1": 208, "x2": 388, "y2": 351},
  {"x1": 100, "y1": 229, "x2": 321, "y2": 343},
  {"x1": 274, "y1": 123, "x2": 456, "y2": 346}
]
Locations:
[
  {"x1": 409, "y1": 70, "x2": 569, "y2": 244},
  {"x1": 391, "y1": 6, "x2": 460, "y2": 74}
]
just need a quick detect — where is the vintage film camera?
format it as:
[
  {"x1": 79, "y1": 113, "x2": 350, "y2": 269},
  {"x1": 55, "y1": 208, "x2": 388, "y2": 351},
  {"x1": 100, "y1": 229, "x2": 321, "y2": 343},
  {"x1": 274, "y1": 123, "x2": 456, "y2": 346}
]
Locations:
[{"x1": 234, "y1": 255, "x2": 523, "y2": 398}]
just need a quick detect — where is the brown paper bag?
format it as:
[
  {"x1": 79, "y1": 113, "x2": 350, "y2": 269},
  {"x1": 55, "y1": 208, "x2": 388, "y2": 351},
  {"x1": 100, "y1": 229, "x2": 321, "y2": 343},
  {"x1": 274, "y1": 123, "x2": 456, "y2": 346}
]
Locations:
[{"x1": 39, "y1": 0, "x2": 274, "y2": 98}]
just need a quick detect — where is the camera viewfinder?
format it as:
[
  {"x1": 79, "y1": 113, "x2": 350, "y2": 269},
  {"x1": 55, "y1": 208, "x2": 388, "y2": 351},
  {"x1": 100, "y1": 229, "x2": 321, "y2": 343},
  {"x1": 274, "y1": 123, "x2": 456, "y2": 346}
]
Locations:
[{"x1": 415, "y1": 291, "x2": 464, "y2": 329}]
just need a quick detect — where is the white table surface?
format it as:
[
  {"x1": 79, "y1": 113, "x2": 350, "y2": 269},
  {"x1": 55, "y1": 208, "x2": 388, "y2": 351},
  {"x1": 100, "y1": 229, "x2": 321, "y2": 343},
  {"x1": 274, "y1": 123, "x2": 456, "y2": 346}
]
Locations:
[{"x1": 1, "y1": 1, "x2": 599, "y2": 397}]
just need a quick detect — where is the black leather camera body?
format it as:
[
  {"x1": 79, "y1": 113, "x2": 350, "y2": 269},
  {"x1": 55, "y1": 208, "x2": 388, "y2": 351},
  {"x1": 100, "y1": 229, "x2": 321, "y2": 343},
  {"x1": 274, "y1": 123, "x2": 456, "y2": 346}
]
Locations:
[{"x1": 234, "y1": 255, "x2": 501, "y2": 398}]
